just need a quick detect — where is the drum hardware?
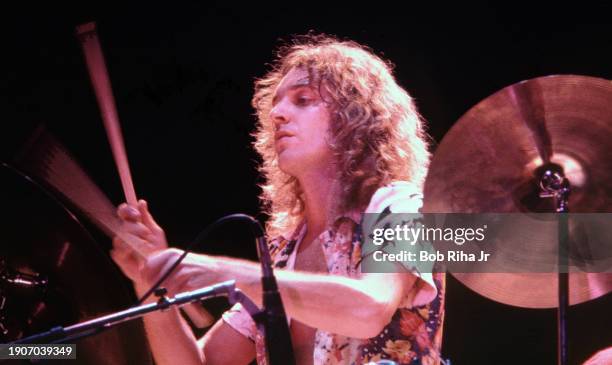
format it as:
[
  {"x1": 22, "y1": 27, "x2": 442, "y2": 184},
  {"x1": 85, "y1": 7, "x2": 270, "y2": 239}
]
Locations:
[{"x1": 423, "y1": 75, "x2": 612, "y2": 365}]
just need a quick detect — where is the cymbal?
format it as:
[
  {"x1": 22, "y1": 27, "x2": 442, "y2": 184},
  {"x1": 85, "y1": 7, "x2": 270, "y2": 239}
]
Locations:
[
  {"x1": 452, "y1": 273, "x2": 612, "y2": 309},
  {"x1": 423, "y1": 75, "x2": 612, "y2": 308},
  {"x1": 0, "y1": 163, "x2": 152, "y2": 364}
]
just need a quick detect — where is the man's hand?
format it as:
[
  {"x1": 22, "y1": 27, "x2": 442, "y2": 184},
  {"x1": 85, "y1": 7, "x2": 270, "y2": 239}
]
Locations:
[
  {"x1": 110, "y1": 199, "x2": 168, "y2": 284},
  {"x1": 140, "y1": 248, "x2": 222, "y2": 296}
]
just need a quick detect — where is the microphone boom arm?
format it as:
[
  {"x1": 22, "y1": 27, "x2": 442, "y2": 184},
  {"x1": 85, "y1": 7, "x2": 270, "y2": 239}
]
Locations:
[{"x1": 9, "y1": 280, "x2": 238, "y2": 345}]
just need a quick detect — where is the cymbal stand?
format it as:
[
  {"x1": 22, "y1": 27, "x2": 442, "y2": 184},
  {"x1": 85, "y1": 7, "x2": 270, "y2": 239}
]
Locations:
[{"x1": 539, "y1": 164, "x2": 571, "y2": 365}]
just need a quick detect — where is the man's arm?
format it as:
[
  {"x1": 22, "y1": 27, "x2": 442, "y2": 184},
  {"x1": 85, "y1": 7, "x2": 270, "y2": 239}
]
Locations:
[
  {"x1": 112, "y1": 201, "x2": 422, "y2": 362},
  {"x1": 111, "y1": 202, "x2": 256, "y2": 365},
  {"x1": 143, "y1": 249, "x2": 418, "y2": 339},
  {"x1": 134, "y1": 286, "x2": 205, "y2": 365},
  {"x1": 128, "y1": 282, "x2": 256, "y2": 365},
  {"x1": 201, "y1": 319, "x2": 256, "y2": 365}
]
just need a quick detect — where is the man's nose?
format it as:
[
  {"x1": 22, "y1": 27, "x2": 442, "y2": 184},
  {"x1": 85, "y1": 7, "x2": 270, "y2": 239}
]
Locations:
[{"x1": 270, "y1": 100, "x2": 290, "y2": 127}]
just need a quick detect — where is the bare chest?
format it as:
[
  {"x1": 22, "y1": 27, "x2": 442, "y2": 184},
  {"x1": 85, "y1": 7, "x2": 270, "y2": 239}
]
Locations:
[{"x1": 290, "y1": 236, "x2": 328, "y2": 365}]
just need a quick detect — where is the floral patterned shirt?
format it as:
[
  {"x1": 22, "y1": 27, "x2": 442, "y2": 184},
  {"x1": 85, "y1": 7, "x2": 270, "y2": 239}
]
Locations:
[{"x1": 223, "y1": 182, "x2": 446, "y2": 365}]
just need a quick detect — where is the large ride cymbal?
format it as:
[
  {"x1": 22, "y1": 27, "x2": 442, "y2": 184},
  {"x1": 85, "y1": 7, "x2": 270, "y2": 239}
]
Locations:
[{"x1": 423, "y1": 75, "x2": 612, "y2": 308}]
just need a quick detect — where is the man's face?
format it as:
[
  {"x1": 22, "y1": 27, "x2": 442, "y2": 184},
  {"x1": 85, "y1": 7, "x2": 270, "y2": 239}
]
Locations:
[{"x1": 270, "y1": 67, "x2": 334, "y2": 176}]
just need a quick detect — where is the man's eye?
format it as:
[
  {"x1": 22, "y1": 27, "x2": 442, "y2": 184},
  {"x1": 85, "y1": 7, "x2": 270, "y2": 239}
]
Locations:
[{"x1": 296, "y1": 96, "x2": 312, "y2": 105}]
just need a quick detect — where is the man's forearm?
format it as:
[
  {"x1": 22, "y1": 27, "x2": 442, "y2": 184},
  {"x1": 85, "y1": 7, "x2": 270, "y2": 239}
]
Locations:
[
  {"x1": 212, "y1": 256, "x2": 412, "y2": 339},
  {"x1": 135, "y1": 284, "x2": 205, "y2": 365}
]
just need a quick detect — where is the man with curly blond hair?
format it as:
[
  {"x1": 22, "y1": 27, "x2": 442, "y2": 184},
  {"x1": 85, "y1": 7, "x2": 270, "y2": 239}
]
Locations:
[{"x1": 111, "y1": 34, "x2": 445, "y2": 365}]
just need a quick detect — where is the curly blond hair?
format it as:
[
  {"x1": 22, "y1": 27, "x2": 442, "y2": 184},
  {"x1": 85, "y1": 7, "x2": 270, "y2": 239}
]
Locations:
[{"x1": 252, "y1": 35, "x2": 430, "y2": 237}]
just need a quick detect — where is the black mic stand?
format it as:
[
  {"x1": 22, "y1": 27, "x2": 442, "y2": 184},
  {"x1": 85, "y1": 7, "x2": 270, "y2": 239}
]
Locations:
[
  {"x1": 251, "y1": 223, "x2": 296, "y2": 365},
  {"x1": 8, "y1": 280, "x2": 248, "y2": 345}
]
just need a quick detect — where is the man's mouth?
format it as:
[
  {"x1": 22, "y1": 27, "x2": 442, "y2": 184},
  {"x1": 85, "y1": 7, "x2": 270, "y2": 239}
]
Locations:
[{"x1": 275, "y1": 131, "x2": 294, "y2": 141}]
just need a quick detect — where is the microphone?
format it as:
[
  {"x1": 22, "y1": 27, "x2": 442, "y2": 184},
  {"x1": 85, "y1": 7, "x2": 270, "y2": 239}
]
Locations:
[
  {"x1": 131, "y1": 212, "x2": 296, "y2": 364},
  {"x1": 248, "y1": 217, "x2": 296, "y2": 365}
]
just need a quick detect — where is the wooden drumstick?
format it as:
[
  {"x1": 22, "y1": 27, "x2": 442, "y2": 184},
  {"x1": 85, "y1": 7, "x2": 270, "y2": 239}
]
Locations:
[
  {"x1": 75, "y1": 22, "x2": 214, "y2": 328},
  {"x1": 75, "y1": 22, "x2": 144, "y2": 258},
  {"x1": 75, "y1": 22, "x2": 138, "y2": 206}
]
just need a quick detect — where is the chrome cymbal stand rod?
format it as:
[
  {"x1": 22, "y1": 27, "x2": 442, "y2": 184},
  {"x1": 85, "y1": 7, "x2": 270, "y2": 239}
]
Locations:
[{"x1": 539, "y1": 164, "x2": 571, "y2": 365}]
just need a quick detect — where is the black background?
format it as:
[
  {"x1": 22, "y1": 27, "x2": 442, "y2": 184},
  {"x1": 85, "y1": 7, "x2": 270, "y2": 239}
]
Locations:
[{"x1": 2, "y1": 2, "x2": 611, "y2": 364}]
